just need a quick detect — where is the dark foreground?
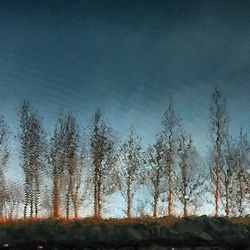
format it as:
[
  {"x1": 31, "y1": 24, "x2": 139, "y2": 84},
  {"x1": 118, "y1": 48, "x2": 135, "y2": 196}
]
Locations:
[{"x1": 0, "y1": 216, "x2": 249, "y2": 250}]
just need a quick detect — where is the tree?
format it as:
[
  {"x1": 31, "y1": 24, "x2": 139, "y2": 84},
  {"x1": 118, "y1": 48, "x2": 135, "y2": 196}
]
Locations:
[
  {"x1": 71, "y1": 145, "x2": 85, "y2": 220},
  {"x1": 4, "y1": 181, "x2": 23, "y2": 220},
  {"x1": 221, "y1": 129, "x2": 250, "y2": 216},
  {"x1": 50, "y1": 115, "x2": 67, "y2": 219},
  {"x1": 162, "y1": 99, "x2": 180, "y2": 216},
  {"x1": 19, "y1": 101, "x2": 46, "y2": 219},
  {"x1": 0, "y1": 117, "x2": 9, "y2": 220},
  {"x1": 222, "y1": 135, "x2": 237, "y2": 216},
  {"x1": 176, "y1": 130, "x2": 203, "y2": 216},
  {"x1": 50, "y1": 113, "x2": 81, "y2": 220},
  {"x1": 209, "y1": 89, "x2": 229, "y2": 216},
  {"x1": 64, "y1": 114, "x2": 80, "y2": 220},
  {"x1": 145, "y1": 134, "x2": 165, "y2": 217},
  {"x1": 89, "y1": 109, "x2": 117, "y2": 218},
  {"x1": 234, "y1": 129, "x2": 250, "y2": 215},
  {"x1": 118, "y1": 127, "x2": 144, "y2": 219},
  {"x1": 41, "y1": 185, "x2": 52, "y2": 218}
]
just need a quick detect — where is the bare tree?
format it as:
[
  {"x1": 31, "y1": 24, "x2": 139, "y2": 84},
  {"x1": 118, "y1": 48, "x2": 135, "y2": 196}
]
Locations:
[
  {"x1": 4, "y1": 181, "x2": 23, "y2": 220},
  {"x1": 209, "y1": 89, "x2": 229, "y2": 216},
  {"x1": 50, "y1": 113, "x2": 81, "y2": 220},
  {"x1": 162, "y1": 99, "x2": 180, "y2": 216},
  {"x1": 234, "y1": 129, "x2": 250, "y2": 215},
  {"x1": 177, "y1": 131, "x2": 192, "y2": 216},
  {"x1": 50, "y1": 115, "x2": 66, "y2": 219},
  {"x1": 220, "y1": 129, "x2": 250, "y2": 216},
  {"x1": 118, "y1": 127, "x2": 144, "y2": 219},
  {"x1": 89, "y1": 109, "x2": 117, "y2": 219},
  {"x1": 176, "y1": 130, "x2": 204, "y2": 216},
  {"x1": 145, "y1": 134, "x2": 165, "y2": 217},
  {"x1": 40, "y1": 185, "x2": 52, "y2": 218},
  {"x1": 0, "y1": 117, "x2": 9, "y2": 221},
  {"x1": 71, "y1": 142, "x2": 86, "y2": 220},
  {"x1": 222, "y1": 135, "x2": 237, "y2": 216},
  {"x1": 64, "y1": 114, "x2": 80, "y2": 220},
  {"x1": 135, "y1": 197, "x2": 150, "y2": 217},
  {"x1": 19, "y1": 101, "x2": 46, "y2": 219}
]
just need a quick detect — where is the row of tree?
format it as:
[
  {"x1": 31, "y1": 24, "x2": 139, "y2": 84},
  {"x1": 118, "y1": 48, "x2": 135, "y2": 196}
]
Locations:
[{"x1": 0, "y1": 88, "x2": 249, "y2": 220}]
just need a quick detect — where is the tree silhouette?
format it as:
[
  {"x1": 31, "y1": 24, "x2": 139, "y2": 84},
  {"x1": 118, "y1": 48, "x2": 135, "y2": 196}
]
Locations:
[
  {"x1": 162, "y1": 98, "x2": 181, "y2": 216},
  {"x1": 209, "y1": 89, "x2": 229, "y2": 216},
  {"x1": 89, "y1": 109, "x2": 117, "y2": 218},
  {"x1": 234, "y1": 129, "x2": 250, "y2": 215},
  {"x1": 19, "y1": 101, "x2": 46, "y2": 219},
  {"x1": 0, "y1": 116, "x2": 9, "y2": 220},
  {"x1": 50, "y1": 113, "x2": 81, "y2": 219},
  {"x1": 145, "y1": 134, "x2": 165, "y2": 217},
  {"x1": 118, "y1": 127, "x2": 144, "y2": 219},
  {"x1": 176, "y1": 130, "x2": 203, "y2": 216}
]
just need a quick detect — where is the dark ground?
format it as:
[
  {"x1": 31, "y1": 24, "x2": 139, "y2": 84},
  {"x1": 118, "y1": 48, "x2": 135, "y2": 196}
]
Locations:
[{"x1": 0, "y1": 216, "x2": 249, "y2": 250}]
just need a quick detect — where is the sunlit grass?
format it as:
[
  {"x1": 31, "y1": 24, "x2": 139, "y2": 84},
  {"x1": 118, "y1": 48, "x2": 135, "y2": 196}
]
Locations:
[{"x1": 1, "y1": 215, "x2": 250, "y2": 226}]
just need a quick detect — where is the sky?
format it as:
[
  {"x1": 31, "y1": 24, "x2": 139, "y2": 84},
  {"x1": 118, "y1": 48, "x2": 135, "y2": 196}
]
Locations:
[{"x1": 0, "y1": 0, "x2": 250, "y2": 165}]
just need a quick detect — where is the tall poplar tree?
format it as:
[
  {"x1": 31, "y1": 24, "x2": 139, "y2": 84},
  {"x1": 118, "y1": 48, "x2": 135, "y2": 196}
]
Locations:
[
  {"x1": 209, "y1": 89, "x2": 229, "y2": 216},
  {"x1": 19, "y1": 101, "x2": 46, "y2": 218},
  {"x1": 89, "y1": 109, "x2": 117, "y2": 218},
  {"x1": 145, "y1": 134, "x2": 165, "y2": 217},
  {"x1": 162, "y1": 99, "x2": 180, "y2": 216},
  {"x1": 0, "y1": 117, "x2": 9, "y2": 220},
  {"x1": 118, "y1": 127, "x2": 144, "y2": 219},
  {"x1": 50, "y1": 113, "x2": 81, "y2": 219}
]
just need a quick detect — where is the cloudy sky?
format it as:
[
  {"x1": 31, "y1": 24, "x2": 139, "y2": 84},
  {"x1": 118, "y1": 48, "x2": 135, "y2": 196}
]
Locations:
[{"x1": 0, "y1": 0, "x2": 250, "y2": 162}]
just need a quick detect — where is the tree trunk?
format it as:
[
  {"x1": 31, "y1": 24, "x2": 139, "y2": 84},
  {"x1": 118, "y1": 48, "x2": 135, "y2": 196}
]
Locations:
[
  {"x1": 225, "y1": 174, "x2": 229, "y2": 217},
  {"x1": 66, "y1": 177, "x2": 72, "y2": 220},
  {"x1": 72, "y1": 192, "x2": 78, "y2": 219},
  {"x1": 167, "y1": 162, "x2": 173, "y2": 216},
  {"x1": 0, "y1": 176, "x2": 5, "y2": 221},
  {"x1": 52, "y1": 175, "x2": 60, "y2": 219},
  {"x1": 183, "y1": 199, "x2": 188, "y2": 216},
  {"x1": 93, "y1": 164, "x2": 99, "y2": 218},
  {"x1": 215, "y1": 178, "x2": 219, "y2": 216},
  {"x1": 238, "y1": 171, "x2": 243, "y2": 215},
  {"x1": 35, "y1": 173, "x2": 39, "y2": 218},
  {"x1": 127, "y1": 175, "x2": 132, "y2": 219},
  {"x1": 0, "y1": 204, "x2": 4, "y2": 222},
  {"x1": 183, "y1": 184, "x2": 188, "y2": 217},
  {"x1": 153, "y1": 173, "x2": 160, "y2": 218},
  {"x1": 30, "y1": 187, "x2": 34, "y2": 219},
  {"x1": 97, "y1": 171, "x2": 102, "y2": 219},
  {"x1": 153, "y1": 191, "x2": 159, "y2": 218},
  {"x1": 215, "y1": 158, "x2": 220, "y2": 217},
  {"x1": 183, "y1": 169, "x2": 188, "y2": 217},
  {"x1": 24, "y1": 176, "x2": 29, "y2": 219}
]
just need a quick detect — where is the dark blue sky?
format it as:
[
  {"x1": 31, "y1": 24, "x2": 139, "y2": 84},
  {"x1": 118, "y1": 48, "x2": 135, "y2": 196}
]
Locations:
[{"x1": 0, "y1": 0, "x2": 250, "y2": 158}]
